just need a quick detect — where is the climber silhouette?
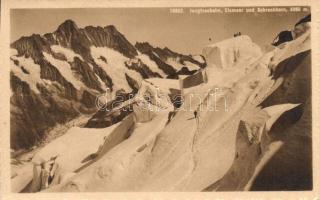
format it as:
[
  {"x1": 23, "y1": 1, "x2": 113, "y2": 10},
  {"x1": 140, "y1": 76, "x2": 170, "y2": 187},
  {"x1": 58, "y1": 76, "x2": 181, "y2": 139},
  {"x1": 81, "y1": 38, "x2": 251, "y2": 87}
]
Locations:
[
  {"x1": 194, "y1": 110, "x2": 199, "y2": 127},
  {"x1": 234, "y1": 32, "x2": 242, "y2": 37}
]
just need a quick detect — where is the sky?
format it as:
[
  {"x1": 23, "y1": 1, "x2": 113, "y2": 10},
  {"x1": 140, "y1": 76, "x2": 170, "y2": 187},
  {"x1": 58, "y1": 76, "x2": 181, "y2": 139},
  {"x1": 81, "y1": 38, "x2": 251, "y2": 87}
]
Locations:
[{"x1": 11, "y1": 8, "x2": 309, "y2": 55}]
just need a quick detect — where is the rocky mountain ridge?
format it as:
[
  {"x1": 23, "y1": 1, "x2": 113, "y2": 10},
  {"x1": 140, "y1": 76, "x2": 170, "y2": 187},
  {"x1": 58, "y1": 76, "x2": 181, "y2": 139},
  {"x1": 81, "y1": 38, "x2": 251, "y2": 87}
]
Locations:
[{"x1": 10, "y1": 19, "x2": 205, "y2": 150}]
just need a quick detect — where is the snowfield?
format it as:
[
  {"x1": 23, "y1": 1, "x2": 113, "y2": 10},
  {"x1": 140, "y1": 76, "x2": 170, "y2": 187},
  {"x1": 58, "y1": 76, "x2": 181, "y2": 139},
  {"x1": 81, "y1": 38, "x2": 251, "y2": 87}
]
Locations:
[
  {"x1": 263, "y1": 103, "x2": 301, "y2": 131},
  {"x1": 11, "y1": 19, "x2": 312, "y2": 192},
  {"x1": 136, "y1": 52, "x2": 166, "y2": 77},
  {"x1": 91, "y1": 46, "x2": 143, "y2": 92},
  {"x1": 44, "y1": 32, "x2": 310, "y2": 192},
  {"x1": 192, "y1": 55, "x2": 205, "y2": 64},
  {"x1": 269, "y1": 29, "x2": 310, "y2": 69},
  {"x1": 43, "y1": 52, "x2": 85, "y2": 90},
  {"x1": 184, "y1": 61, "x2": 201, "y2": 71},
  {"x1": 32, "y1": 124, "x2": 120, "y2": 173},
  {"x1": 11, "y1": 53, "x2": 48, "y2": 94},
  {"x1": 50, "y1": 45, "x2": 84, "y2": 62},
  {"x1": 166, "y1": 57, "x2": 184, "y2": 71},
  {"x1": 35, "y1": 35, "x2": 267, "y2": 191}
]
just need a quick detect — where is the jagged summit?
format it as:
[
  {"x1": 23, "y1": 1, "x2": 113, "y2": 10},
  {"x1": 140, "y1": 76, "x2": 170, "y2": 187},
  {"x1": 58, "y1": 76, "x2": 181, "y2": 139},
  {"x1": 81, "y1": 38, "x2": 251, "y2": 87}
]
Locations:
[
  {"x1": 10, "y1": 18, "x2": 205, "y2": 151},
  {"x1": 135, "y1": 41, "x2": 206, "y2": 69},
  {"x1": 56, "y1": 19, "x2": 79, "y2": 33},
  {"x1": 11, "y1": 19, "x2": 204, "y2": 65},
  {"x1": 135, "y1": 42, "x2": 177, "y2": 58},
  {"x1": 12, "y1": 20, "x2": 139, "y2": 59},
  {"x1": 104, "y1": 24, "x2": 117, "y2": 31},
  {"x1": 11, "y1": 33, "x2": 50, "y2": 62}
]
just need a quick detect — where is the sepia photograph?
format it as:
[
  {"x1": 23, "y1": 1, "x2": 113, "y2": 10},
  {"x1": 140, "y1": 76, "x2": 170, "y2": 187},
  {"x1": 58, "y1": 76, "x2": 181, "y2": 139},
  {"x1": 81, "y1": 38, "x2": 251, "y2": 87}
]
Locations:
[{"x1": 0, "y1": 0, "x2": 318, "y2": 199}]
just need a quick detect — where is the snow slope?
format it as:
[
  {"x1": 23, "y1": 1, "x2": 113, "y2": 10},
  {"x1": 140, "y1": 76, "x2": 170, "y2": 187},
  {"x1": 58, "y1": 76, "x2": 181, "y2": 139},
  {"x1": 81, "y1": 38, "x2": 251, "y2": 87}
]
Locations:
[
  {"x1": 90, "y1": 47, "x2": 142, "y2": 92},
  {"x1": 21, "y1": 18, "x2": 311, "y2": 192},
  {"x1": 11, "y1": 163, "x2": 33, "y2": 192},
  {"x1": 47, "y1": 38, "x2": 273, "y2": 191},
  {"x1": 269, "y1": 29, "x2": 310, "y2": 72},
  {"x1": 32, "y1": 124, "x2": 120, "y2": 173},
  {"x1": 263, "y1": 103, "x2": 301, "y2": 131},
  {"x1": 136, "y1": 52, "x2": 166, "y2": 77},
  {"x1": 136, "y1": 79, "x2": 177, "y2": 111},
  {"x1": 11, "y1": 52, "x2": 49, "y2": 94},
  {"x1": 43, "y1": 52, "x2": 85, "y2": 90},
  {"x1": 192, "y1": 55, "x2": 205, "y2": 64},
  {"x1": 47, "y1": 67, "x2": 266, "y2": 191},
  {"x1": 166, "y1": 57, "x2": 184, "y2": 71},
  {"x1": 51, "y1": 45, "x2": 84, "y2": 62},
  {"x1": 184, "y1": 61, "x2": 201, "y2": 71}
]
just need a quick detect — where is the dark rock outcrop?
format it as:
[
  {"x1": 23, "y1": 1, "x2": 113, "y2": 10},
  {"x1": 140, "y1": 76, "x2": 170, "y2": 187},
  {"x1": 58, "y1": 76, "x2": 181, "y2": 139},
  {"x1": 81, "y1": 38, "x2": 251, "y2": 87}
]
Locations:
[
  {"x1": 81, "y1": 90, "x2": 97, "y2": 108},
  {"x1": 84, "y1": 25, "x2": 137, "y2": 58},
  {"x1": 136, "y1": 42, "x2": 205, "y2": 68},
  {"x1": 263, "y1": 50, "x2": 311, "y2": 106},
  {"x1": 251, "y1": 50, "x2": 312, "y2": 191},
  {"x1": 11, "y1": 34, "x2": 50, "y2": 62},
  {"x1": 177, "y1": 66, "x2": 197, "y2": 76},
  {"x1": 125, "y1": 59, "x2": 162, "y2": 79},
  {"x1": 90, "y1": 61, "x2": 113, "y2": 91},
  {"x1": 135, "y1": 42, "x2": 177, "y2": 76},
  {"x1": 85, "y1": 90, "x2": 135, "y2": 128},
  {"x1": 181, "y1": 70, "x2": 205, "y2": 88},
  {"x1": 125, "y1": 73, "x2": 140, "y2": 92},
  {"x1": 10, "y1": 74, "x2": 79, "y2": 149},
  {"x1": 295, "y1": 14, "x2": 311, "y2": 27},
  {"x1": 250, "y1": 100, "x2": 312, "y2": 191},
  {"x1": 272, "y1": 30, "x2": 293, "y2": 46},
  {"x1": 135, "y1": 42, "x2": 205, "y2": 78},
  {"x1": 70, "y1": 57, "x2": 105, "y2": 92},
  {"x1": 38, "y1": 59, "x2": 78, "y2": 100},
  {"x1": 53, "y1": 20, "x2": 92, "y2": 61},
  {"x1": 85, "y1": 104, "x2": 133, "y2": 128}
]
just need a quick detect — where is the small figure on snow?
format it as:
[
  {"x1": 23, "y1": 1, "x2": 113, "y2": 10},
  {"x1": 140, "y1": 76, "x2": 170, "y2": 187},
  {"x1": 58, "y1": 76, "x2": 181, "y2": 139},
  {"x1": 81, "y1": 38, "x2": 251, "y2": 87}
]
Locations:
[
  {"x1": 234, "y1": 32, "x2": 242, "y2": 37},
  {"x1": 194, "y1": 110, "x2": 199, "y2": 127}
]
